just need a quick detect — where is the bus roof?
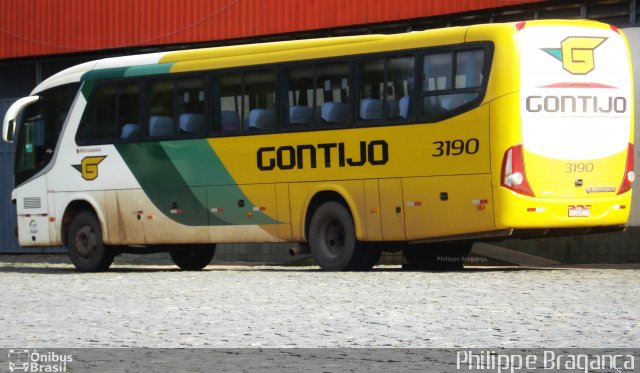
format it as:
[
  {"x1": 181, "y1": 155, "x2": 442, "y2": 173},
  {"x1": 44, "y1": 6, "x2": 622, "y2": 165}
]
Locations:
[{"x1": 33, "y1": 19, "x2": 613, "y2": 95}]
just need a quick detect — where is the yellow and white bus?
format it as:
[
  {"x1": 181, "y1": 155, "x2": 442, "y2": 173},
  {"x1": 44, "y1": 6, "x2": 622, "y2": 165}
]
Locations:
[{"x1": 2, "y1": 20, "x2": 634, "y2": 271}]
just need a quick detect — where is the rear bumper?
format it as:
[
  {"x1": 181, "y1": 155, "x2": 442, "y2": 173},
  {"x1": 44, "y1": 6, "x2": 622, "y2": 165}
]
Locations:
[
  {"x1": 509, "y1": 224, "x2": 626, "y2": 238},
  {"x1": 493, "y1": 187, "x2": 631, "y2": 230},
  {"x1": 409, "y1": 224, "x2": 626, "y2": 245}
]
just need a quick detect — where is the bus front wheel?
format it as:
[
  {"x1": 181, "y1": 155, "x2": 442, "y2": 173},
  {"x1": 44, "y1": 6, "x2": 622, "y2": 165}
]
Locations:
[
  {"x1": 308, "y1": 201, "x2": 379, "y2": 271},
  {"x1": 170, "y1": 245, "x2": 216, "y2": 270},
  {"x1": 67, "y1": 211, "x2": 114, "y2": 272}
]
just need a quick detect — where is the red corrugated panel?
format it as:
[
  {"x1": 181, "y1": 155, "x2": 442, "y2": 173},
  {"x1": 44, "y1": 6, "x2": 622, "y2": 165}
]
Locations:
[{"x1": 0, "y1": 0, "x2": 544, "y2": 60}]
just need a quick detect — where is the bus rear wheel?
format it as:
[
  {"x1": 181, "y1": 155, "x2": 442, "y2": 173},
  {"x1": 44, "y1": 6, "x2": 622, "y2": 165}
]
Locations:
[
  {"x1": 67, "y1": 211, "x2": 114, "y2": 272},
  {"x1": 403, "y1": 242, "x2": 472, "y2": 271},
  {"x1": 308, "y1": 201, "x2": 379, "y2": 271},
  {"x1": 170, "y1": 245, "x2": 216, "y2": 270}
]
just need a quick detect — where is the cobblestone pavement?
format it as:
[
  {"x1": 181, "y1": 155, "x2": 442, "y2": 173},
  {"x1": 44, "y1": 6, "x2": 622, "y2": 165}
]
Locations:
[{"x1": 0, "y1": 255, "x2": 638, "y2": 348}]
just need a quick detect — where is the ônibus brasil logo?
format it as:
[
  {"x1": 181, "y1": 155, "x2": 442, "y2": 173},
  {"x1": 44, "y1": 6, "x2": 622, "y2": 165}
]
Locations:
[
  {"x1": 7, "y1": 349, "x2": 72, "y2": 372},
  {"x1": 542, "y1": 36, "x2": 607, "y2": 75}
]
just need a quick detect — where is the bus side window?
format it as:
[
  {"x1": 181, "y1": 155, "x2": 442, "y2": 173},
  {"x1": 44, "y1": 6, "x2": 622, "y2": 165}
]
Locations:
[
  {"x1": 454, "y1": 49, "x2": 484, "y2": 104},
  {"x1": 317, "y1": 62, "x2": 349, "y2": 125},
  {"x1": 79, "y1": 82, "x2": 142, "y2": 143},
  {"x1": 422, "y1": 49, "x2": 484, "y2": 121},
  {"x1": 79, "y1": 85, "x2": 118, "y2": 142},
  {"x1": 148, "y1": 79, "x2": 176, "y2": 137},
  {"x1": 358, "y1": 59, "x2": 385, "y2": 121},
  {"x1": 118, "y1": 82, "x2": 141, "y2": 140},
  {"x1": 284, "y1": 66, "x2": 315, "y2": 128},
  {"x1": 388, "y1": 56, "x2": 415, "y2": 120},
  {"x1": 357, "y1": 56, "x2": 415, "y2": 124},
  {"x1": 422, "y1": 52, "x2": 453, "y2": 119},
  {"x1": 216, "y1": 74, "x2": 243, "y2": 132},
  {"x1": 245, "y1": 70, "x2": 276, "y2": 131},
  {"x1": 177, "y1": 77, "x2": 206, "y2": 136}
]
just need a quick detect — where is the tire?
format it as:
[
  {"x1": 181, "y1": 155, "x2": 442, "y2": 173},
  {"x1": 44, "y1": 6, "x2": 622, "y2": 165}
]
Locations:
[
  {"x1": 308, "y1": 201, "x2": 377, "y2": 271},
  {"x1": 170, "y1": 244, "x2": 216, "y2": 271},
  {"x1": 67, "y1": 211, "x2": 114, "y2": 272},
  {"x1": 403, "y1": 242, "x2": 472, "y2": 271}
]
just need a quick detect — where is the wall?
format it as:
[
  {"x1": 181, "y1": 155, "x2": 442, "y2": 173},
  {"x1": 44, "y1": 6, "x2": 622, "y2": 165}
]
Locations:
[
  {"x1": 0, "y1": 0, "x2": 544, "y2": 60},
  {"x1": 0, "y1": 100, "x2": 18, "y2": 252}
]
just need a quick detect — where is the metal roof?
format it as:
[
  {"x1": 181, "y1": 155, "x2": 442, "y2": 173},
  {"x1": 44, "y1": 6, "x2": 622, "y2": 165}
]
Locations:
[{"x1": 0, "y1": 0, "x2": 543, "y2": 60}]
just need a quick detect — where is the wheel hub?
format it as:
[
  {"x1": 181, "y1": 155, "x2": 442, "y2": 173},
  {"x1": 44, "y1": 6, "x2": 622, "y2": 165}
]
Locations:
[
  {"x1": 75, "y1": 225, "x2": 97, "y2": 258},
  {"x1": 324, "y1": 221, "x2": 345, "y2": 255}
]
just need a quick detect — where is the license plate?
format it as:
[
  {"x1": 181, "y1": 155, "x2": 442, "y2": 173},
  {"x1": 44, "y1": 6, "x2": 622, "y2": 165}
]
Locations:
[{"x1": 568, "y1": 205, "x2": 590, "y2": 217}]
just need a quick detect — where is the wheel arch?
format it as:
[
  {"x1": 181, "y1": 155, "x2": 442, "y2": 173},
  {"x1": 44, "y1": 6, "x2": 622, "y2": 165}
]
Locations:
[
  {"x1": 302, "y1": 186, "x2": 364, "y2": 242},
  {"x1": 61, "y1": 198, "x2": 107, "y2": 246}
]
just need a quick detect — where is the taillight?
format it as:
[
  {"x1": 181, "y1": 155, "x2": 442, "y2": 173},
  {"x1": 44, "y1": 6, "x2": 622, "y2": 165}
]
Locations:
[
  {"x1": 617, "y1": 143, "x2": 635, "y2": 195},
  {"x1": 501, "y1": 144, "x2": 535, "y2": 197}
]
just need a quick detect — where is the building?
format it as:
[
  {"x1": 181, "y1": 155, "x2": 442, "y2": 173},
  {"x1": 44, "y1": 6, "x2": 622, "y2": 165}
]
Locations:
[{"x1": 1, "y1": 0, "x2": 639, "y2": 263}]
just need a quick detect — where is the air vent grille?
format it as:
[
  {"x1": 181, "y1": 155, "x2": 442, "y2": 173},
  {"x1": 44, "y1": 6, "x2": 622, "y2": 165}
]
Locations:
[{"x1": 23, "y1": 197, "x2": 41, "y2": 209}]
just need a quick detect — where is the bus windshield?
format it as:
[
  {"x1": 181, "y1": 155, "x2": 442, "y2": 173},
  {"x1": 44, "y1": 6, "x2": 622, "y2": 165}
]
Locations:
[{"x1": 14, "y1": 83, "x2": 79, "y2": 186}]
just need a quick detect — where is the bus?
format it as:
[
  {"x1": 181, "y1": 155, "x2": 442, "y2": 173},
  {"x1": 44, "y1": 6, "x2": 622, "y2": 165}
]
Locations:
[{"x1": 2, "y1": 20, "x2": 634, "y2": 272}]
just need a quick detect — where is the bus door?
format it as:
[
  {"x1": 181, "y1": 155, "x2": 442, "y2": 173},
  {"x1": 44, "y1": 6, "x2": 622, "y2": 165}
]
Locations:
[
  {"x1": 5, "y1": 84, "x2": 79, "y2": 246},
  {"x1": 11, "y1": 98, "x2": 58, "y2": 246}
]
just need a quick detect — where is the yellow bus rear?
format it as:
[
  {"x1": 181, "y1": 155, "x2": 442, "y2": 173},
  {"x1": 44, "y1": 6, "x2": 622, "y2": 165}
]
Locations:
[{"x1": 481, "y1": 21, "x2": 634, "y2": 233}]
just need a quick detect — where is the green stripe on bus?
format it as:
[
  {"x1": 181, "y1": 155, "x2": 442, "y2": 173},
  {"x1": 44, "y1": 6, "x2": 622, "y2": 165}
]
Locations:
[
  {"x1": 115, "y1": 141, "x2": 217, "y2": 226},
  {"x1": 158, "y1": 139, "x2": 278, "y2": 225},
  {"x1": 159, "y1": 140, "x2": 234, "y2": 186},
  {"x1": 80, "y1": 64, "x2": 174, "y2": 99},
  {"x1": 81, "y1": 67, "x2": 129, "y2": 99},
  {"x1": 115, "y1": 140, "x2": 278, "y2": 226},
  {"x1": 80, "y1": 80, "x2": 95, "y2": 100},
  {"x1": 125, "y1": 63, "x2": 174, "y2": 77},
  {"x1": 82, "y1": 67, "x2": 129, "y2": 81}
]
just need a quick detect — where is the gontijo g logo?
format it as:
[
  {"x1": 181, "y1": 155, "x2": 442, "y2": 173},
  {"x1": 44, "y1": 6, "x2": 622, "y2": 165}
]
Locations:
[
  {"x1": 542, "y1": 36, "x2": 607, "y2": 75},
  {"x1": 72, "y1": 156, "x2": 107, "y2": 181}
]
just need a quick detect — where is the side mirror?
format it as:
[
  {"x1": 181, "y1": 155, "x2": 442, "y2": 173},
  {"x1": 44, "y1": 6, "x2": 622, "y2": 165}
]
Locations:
[
  {"x1": 3, "y1": 95, "x2": 39, "y2": 143},
  {"x1": 5, "y1": 119, "x2": 15, "y2": 142}
]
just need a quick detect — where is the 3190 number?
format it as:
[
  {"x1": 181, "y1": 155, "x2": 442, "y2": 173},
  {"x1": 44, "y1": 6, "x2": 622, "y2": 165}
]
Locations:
[
  {"x1": 565, "y1": 162, "x2": 594, "y2": 173},
  {"x1": 432, "y1": 138, "x2": 480, "y2": 157}
]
